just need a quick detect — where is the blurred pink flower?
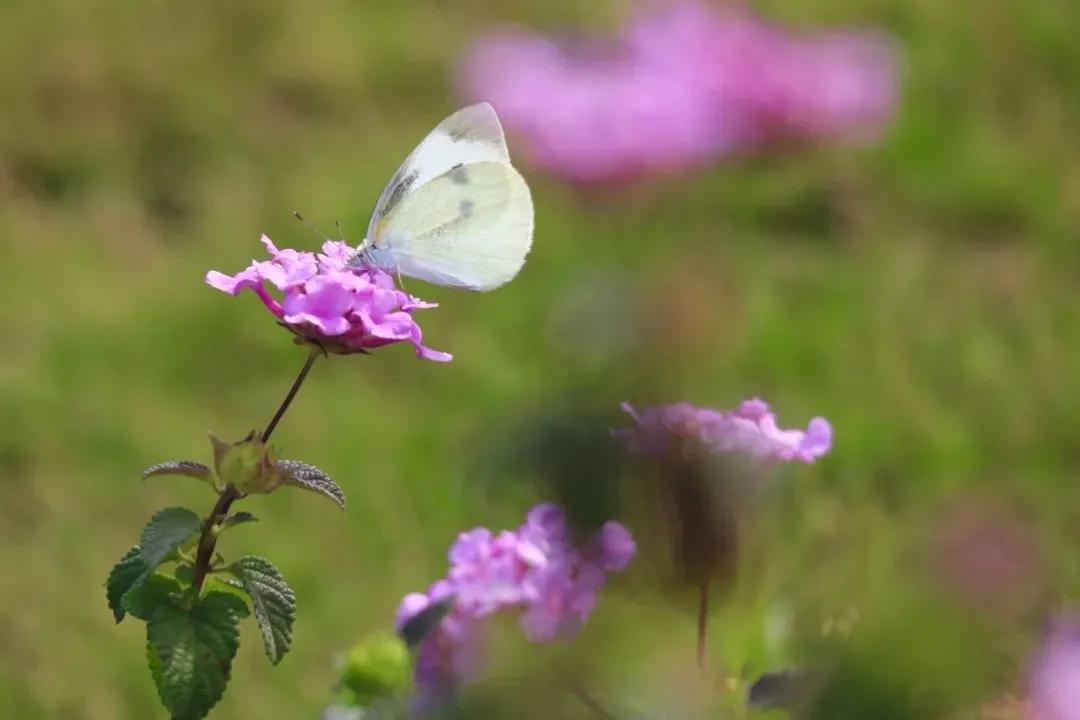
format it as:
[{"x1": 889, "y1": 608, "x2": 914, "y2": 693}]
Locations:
[
  {"x1": 617, "y1": 399, "x2": 832, "y2": 462},
  {"x1": 395, "y1": 503, "x2": 635, "y2": 700},
  {"x1": 460, "y1": 1, "x2": 896, "y2": 183},
  {"x1": 206, "y1": 235, "x2": 450, "y2": 361},
  {"x1": 1029, "y1": 616, "x2": 1080, "y2": 720}
]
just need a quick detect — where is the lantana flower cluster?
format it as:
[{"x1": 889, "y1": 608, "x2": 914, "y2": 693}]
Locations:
[
  {"x1": 395, "y1": 503, "x2": 636, "y2": 699},
  {"x1": 207, "y1": 235, "x2": 450, "y2": 361},
  {"x1": 461, "y1": 1, "x2": 896, "y2": 183},
  {"x1": 618, "y1": 398, "x2": 833, "y2": 463}
]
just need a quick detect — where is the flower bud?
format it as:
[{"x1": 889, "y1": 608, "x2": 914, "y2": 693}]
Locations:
[
  {"x1": 209, "y1": 432, "x2": 281, "y2": 495},
  {"x1": 339, "y1": 632, "x2": 411, "y2": 707}
]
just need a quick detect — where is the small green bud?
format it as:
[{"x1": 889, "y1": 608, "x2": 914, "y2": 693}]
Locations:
[
  {"x1": 339, "y1": 632, "x2": 411, "y2": 707},
  {"x1": 208, "y1": 432, "x2": 283, "y2": 495}
]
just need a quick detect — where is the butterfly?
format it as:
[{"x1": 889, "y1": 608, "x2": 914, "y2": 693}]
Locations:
[{"x1": 350, "y1": 102, "x2": 534, "y2": 292}]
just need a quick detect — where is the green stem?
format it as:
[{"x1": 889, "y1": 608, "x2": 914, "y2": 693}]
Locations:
[
  {"x1": 261, "y1": 349, "x2": 320, "y2": 444},
  {"x1": 190, "y1": 351, "x2": 321, "y2": 594},
  {"x1": 190, "y1": 486, "x2": 240, "y2": 594}
]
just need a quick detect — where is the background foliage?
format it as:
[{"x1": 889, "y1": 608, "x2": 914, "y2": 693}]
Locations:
[{"x1": 1, "y1": 0, "x2": 1078, "y2": 717}]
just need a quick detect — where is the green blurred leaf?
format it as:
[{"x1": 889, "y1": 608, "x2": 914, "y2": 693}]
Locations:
[
  {"x1": 174, "y1": 565, "x2": 195, "y2": 586},
  {"x1": 229, "y1": 556, "x2": 296, "y2": 664},
  {"x1": 146, "y1": 591, "x2": 249, "y2": 720},
  {"x1": 140, "y1": 507, "x2": 202, "y2": 573},
  {"x1": 106, "y1": 545, "x2": 148, "y2": 623},
  {"x1": 275, "y1": 460, "x2": 345, "y2": 510}
]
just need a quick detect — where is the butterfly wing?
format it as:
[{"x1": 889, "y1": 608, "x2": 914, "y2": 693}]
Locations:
[
  {"x1": 366, "y1": 102, "x2": 511, "y2": 242},
  {"x1": 373, "y1": 161, "x2": 533, "y2": 291}
]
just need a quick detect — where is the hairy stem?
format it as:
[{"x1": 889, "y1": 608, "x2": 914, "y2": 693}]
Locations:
[
  {"x1": 190, "y1": 351, "x2": 321, "y2": 594},
  {"x1": 191, "y1": 486, "x2": 240, "y2": 594},
  {"x1": 697, "y1": 578, "x2": 710, "y2": 669}
]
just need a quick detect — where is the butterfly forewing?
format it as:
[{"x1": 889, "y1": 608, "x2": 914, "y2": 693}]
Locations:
[
  {"x1": 362, "y1": 102, "x2": 534, "y2": 292},
  {"x1": 377, "y1": 161, "x2": 533, "y2": 291},
  {"x1": 366, "y1": 103, "x2": 511, "y2": 242}
]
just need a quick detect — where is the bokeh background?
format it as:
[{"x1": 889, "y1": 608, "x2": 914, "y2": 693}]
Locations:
[{"x1": 2, "y1": 0, "x2": 1079, "y2": 718}]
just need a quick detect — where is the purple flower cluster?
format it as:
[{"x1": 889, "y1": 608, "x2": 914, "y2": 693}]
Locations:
[
  {"x1": 1029, "y1": 616, "x2": 1080, "y2": 720},
  {"x1": 460, "y1": 1, "x2": 896, "y2": 183},
  {"x1": 396, "y1": 503, "x2": 635, "y2": 699},
  {"x1": 617, "y1": 398, "x2": 832, "y2": 463},
  {"x1": 206, "y1": 235, "x2": 450, "y2": 361}
]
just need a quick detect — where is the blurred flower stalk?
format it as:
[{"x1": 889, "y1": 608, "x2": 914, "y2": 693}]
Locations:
[
  {"x1": 617, "y1": 399, "x2": 832, "y2": 669},
  {"x1": 462, "y1": 1, "x2": 896, "y2": 183}
]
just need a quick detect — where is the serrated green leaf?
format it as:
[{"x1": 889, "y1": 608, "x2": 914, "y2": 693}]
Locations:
[
  {"x1": 143, "y1": 461, "x2": 219, "y2": 491},
  {"x1": 275, "y1": 460, "x2": 346, "y2": 510},
  {"x1": 107, "y1": 545, "x2": 149, "y2": 623},
  {"x1": 222, "y1": 511, "x2": 258, "y2": 529},
  {"x1": 146, "y1": 591, "x2": 249, "y2": 720},
  {"x1": 230, "y1": 556, "x2": 296, "y2": 664},
  {"x1": 398, "y1": 595, "x2": 454, "y2": 648},
  {"x1": 140, "y1": 507, "x2": 202, "y2": 573},
  {"x1": 203, "y1": 574, "x2": 249, "y2": 602},
  {"x1": 123, "y1": 574, "x2": 183, "y2": 621}
]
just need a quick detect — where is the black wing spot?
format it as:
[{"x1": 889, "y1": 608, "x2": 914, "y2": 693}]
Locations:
[
  {"x1": 446, "y1": 125, "x2": 474, "y2": 142},
  {"x1": 459, "y1": 199, "x2": 475, "y2": 218},
  {"x1": 448, "y1": 164, "x2": 469, "y2": 185},
  {"x1": 378, "y1": 169, "x2": 419, "y2": 218}
]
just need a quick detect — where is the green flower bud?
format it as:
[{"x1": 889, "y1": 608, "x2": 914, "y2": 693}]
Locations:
[
  {"x1": 339, "y1": 632, "x2": 411, "y2": 707},
  {"x1": 209, "y1": 432, "x2": 283, "y2": 495}
]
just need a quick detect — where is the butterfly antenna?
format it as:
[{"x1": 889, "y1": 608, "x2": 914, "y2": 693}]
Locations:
[
  {"x1": 335, "y1": 219, "x2": 347, "y2": 243},
  {"x1": 292, "y1": 211, "x2": 332, "y2": 242}
]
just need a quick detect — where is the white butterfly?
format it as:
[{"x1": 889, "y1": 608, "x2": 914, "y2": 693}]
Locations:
[{"x1": 351, "y1": 102, "x2": 534, "y2": 292}]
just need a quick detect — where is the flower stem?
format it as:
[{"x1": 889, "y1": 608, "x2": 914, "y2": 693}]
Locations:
[
  {"x1": 697, "y1": 578, "x2": 710, "y2": 670},
  {"x1": 191, "y1": 486, "x2": 240, "y2": 594},
  {"x1": 565, "y1": 676, "x2": 617, "y2": 720},
  {"x1": 190, "y1": 350, "x2": 321, "y2": 594},
  {"x1": 261, "y1": 349, "x2": 320, "y2": 444}
]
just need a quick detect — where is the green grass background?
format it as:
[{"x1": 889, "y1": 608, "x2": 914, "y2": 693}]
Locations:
[{"x1": 1, "y1": 0, "x2": 1079, "y2": 717}]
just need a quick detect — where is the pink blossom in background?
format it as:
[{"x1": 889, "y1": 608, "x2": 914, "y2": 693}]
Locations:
[
  {"x1": 617, "y1": 399, "x2": 832, "y2": 463},
  {"x1": 206, "y1": 235, "x2": 450, "y2": 361},
  {"x1": 1029, "y1": 616, "x2": 1080, "y2": 720},
  {"x1": 395, "y1": 503, "x2": 635, "y2": 700},
  {"x1": 460, "y1": 1, "x2": 896, "y2": 183}
]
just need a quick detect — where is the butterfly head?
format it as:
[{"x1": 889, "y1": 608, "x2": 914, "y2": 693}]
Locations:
[{"x1": 350, "y1": 240, "x2": 394, "y2": 274}]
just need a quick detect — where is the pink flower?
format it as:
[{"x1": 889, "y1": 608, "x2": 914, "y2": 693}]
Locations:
[
  {"x1": 617, "y1": 399, "x2": 832, "y2": 463},
  {"x1": 459, "y1": 2, "x2": 896, "y2": 183},
  {"x1": 395, "y1": 504, "x2": 635, "y2": 700},
  {"x1": 206, "y1": 235, "x2": 450, "y2": 361},
  {"x1": 597, "y1": 521, "x2": 637, "y2": 572},
  {"x1": 1029, "y1": 616, "x2": 1080, "y2": 720}
]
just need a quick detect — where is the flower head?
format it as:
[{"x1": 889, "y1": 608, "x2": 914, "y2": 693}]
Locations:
[
  {"x1": 460, "y1": 2, "x2": 896, "y2": 183},
  {"x1": 395, "y1": 503, "x2": 635, "y2": 701},
  {"x1": 617, "y1": 399, "x2": 832, "y2": 463},
  {"x1": 207, "y1": 235, "x2": 450, "y2": 361}
]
